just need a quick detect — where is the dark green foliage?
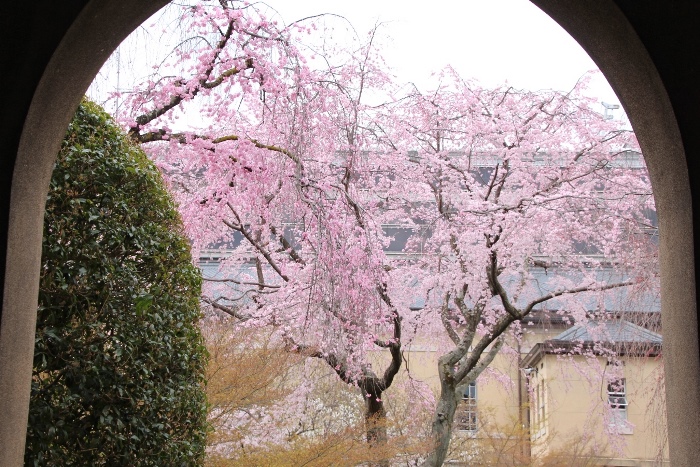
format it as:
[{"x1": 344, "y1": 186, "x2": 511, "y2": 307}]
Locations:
[{"x1": 26, "y1": 100, "x2": 208, "y2": 466}]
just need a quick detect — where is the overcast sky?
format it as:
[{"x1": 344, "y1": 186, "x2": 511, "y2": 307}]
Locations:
[
  {"x1": 263, "y1": 0, "x2": 619, "y2": 105},
  {"x1": 89, "y1": 0, "x2": 621, "y2": 117}
]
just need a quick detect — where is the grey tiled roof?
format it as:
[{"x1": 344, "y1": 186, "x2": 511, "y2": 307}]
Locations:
[
  {"x1": 551, "y1": 320, "x2": 662, "y2": 344},
  {"x1": 508, "y1": 268, "x2": 660, "y2": 313}
]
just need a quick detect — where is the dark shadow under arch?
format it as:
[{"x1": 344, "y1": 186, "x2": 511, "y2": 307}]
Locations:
[
  {"x1": 532, "y1": 2, "x2": 700, "y2": 463},
  {"x1": 0, "y1": 1, "x2": 170, "y2": 464},
  {"x1": 1, "y1": 1, "x2": 698, "y2": 465}
]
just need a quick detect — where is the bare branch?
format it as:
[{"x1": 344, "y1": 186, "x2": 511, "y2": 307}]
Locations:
[
  {"x1": 129, "y1": 21, "x2": 249, "y2": 134},
  {"x1": 522, "y1": 280, "x2": 634, "y2": 316},
  {"x1": 202, "y1": 296, "x2": 252, "y2": 321},
  {"x1": 440, "y1": 292, "x2": 460, "y2": 345},
  {"x1": 224, "y1": 218, "x2": 290, "y2": 282},
  {"x1": 270, "y1": 225, "x2": 306, "y2": 266},
  {"x1": 456, "y1": 336, "x2": 506, "y2": 389},
  {"x1": 203, "y1": 276, "x2": 281, "y2": 289}
]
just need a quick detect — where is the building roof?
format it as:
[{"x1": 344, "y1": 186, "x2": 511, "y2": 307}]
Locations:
[
  {"x1": 551, "y1": 320, "x2": 662, "y2": 344},
  {"x1": 522, "y1": 319, "x2": 663, "y2": 367}
]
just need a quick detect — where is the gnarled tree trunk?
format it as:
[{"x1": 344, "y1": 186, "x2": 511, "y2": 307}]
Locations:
[
  {"x1": 363, "y1": 385, "x2": 389, "y2": 467},
  {"x1": 363, "y1": 387, "x2": 388, "y2": 447},
  {"x1": 421, "y1": 374, "x2": 459, "y2": 467}
]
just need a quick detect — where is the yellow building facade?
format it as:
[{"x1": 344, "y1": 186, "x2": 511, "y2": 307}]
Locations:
[{"x1": 402, "y1": 317, "x2": 668, "y2": 466}]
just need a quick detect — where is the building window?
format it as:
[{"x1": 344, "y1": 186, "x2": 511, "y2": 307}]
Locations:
[
  {"x1": 456, "y1": 382, "x2": 478, "y2": 432},
  {"x1": 539, "y1": 382, "x2": 545, "y2": 428},
  {"x1": 608, "y1": 378, "x2": 629, "y2": 427},
  {"x1": 531, "y1": 382, "x2": 539, "y2": 430},
  {"x1": 530, "y1": 377, "x2": 547, "y2": 439}
]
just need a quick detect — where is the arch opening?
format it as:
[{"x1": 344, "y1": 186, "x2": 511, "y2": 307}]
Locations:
[{"x1": 1, "y1": 1, "x2": 697, "y2": 465}]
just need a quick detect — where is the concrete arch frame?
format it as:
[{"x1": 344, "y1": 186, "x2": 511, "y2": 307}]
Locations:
[{"x1": 1, "y1": 1, "x2": 698, "y2": 465}]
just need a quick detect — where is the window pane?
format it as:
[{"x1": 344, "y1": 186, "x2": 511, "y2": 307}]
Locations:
[{"x1": 456, "y1": 382, "x2": 478, "y2": 431}]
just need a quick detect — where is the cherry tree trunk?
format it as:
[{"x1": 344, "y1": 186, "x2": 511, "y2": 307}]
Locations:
[
  {"x1": 421, "y1": 382, "x2": 458, "y2": 467},
  {"x1": 364, "y1": 390, "x2": 389, "y2": 467}
]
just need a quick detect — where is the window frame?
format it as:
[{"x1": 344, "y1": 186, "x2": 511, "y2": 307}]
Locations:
[
  {"x1": 607, "y1": 377, "x2": 633, "y2": 434},
  {"x1": 456, "y1": 381, "x2": 478, "y2": 433}
]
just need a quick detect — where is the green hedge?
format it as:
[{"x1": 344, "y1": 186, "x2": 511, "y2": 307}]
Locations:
[{"x1": 26, "y1": 100, "x2": 208, "y2": 466}]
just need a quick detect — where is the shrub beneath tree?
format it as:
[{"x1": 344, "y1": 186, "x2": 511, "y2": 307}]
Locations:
[{"x1": 25, "y1": 100, "x2": 208, "y2": 466}]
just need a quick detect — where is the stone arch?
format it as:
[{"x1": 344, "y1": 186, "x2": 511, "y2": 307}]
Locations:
[
  {"x1": 1, "y1": 1, "x2": 697, "y2": 465},
  {"x1": 0, "y1": 1, "x2": 169, "y2": 464},
  {"x1": 533, "y1": 2, "x2": 700, "y2": 464}
]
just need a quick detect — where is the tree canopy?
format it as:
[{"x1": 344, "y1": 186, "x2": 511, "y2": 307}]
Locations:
[
  {"x1": 110, "y1": 2, "x2": 658, "y2": 464},
  {"x1": 26, "y1": 100, "x2": 208, "y2": 466}
]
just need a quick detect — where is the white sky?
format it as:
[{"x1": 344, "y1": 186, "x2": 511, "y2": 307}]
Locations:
[
  {"x1": 89, "y1": 0, "x2": 622, "y2": 117},
  {"x1": 263, "y1": 0, "x2": 619, "y2": 105}
]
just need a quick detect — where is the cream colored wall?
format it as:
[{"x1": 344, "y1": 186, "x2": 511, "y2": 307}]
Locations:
[
  {"x1": 399, "y1": 346, "x2": 441, "y2": 389},
  {"x1": 530, "y1": 354, "x2": 668, "y2": 464},
  {"x1": 392, "y1": 327, "x2": 562, "y2": 431},
  {"x1": 472, "y1": 351, "x2": 522, "y2": 429},
  {"x1": 381, "y1": 327, "x2": 667, "y2": 465}
]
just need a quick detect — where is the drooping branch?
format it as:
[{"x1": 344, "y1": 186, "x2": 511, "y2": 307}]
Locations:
[
  {"x1": 269, "y1": 225, "x2": 306, "y2": 266},
  {"x1": 202, "y1": 296, "x2": 252, "y2": 321},
  {"x1": 223, "y1": 215, "x2": 290, "y2": 282},
  {"x1": 132, "y1": 130, "x2": 302, "y2": 165},
  {"x1": 203, "y1": 276, "x2": 281, "y2": 289},
  {"x1": 129, "y1": 19, "x2": 251, "y2": 135},
  {"x1": 283, "y1": 336, "x2": 369, "y2": 387},
  {"x1": 285, "y1": 289, "x2": 404, "y2": 396}
]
